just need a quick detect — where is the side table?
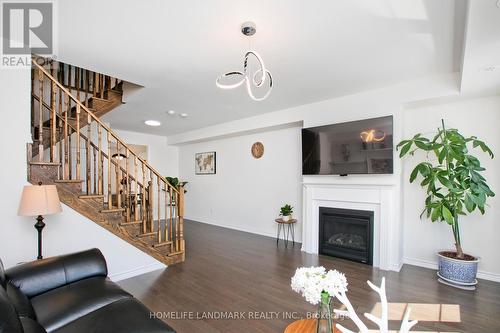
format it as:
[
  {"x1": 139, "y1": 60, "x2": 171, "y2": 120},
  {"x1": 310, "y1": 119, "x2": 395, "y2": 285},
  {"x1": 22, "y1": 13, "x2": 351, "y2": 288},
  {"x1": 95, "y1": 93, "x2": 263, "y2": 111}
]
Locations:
[
  {"x1": 275, "y1": 218, "x2": 297, "y2": 247},
  {"x1": 284, "y1": 319, "x2": 341, "y2": 333}
]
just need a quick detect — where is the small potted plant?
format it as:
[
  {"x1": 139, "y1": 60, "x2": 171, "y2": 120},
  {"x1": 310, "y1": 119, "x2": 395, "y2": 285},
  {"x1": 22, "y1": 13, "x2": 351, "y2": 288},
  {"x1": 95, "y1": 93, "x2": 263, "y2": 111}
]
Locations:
[
  {"x1": 397, "y1": 120, "x2": 494, "y2": 288},
  {"x1": 165, "y1": 177, "x2": 188, "y2": 205},
  {"x1": 165, "y1": 177, "x2": 188, "y2": 192},
  {"x1": 280, "y1": 204, "x2": 293, "y2": 222}
]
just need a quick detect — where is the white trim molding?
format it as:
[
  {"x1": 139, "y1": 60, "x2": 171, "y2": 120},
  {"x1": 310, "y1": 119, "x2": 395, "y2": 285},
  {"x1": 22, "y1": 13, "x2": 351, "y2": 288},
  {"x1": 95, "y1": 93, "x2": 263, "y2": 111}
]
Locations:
[
  {"x1": 403, "y1": 257, "x2": 500, "y2": 283},
  {"x1": 184, "y1": 217, "x2": 299, "y2": 242},
  {"x1": 109, "y1": 262, "x2": 166, "y2": 282}
]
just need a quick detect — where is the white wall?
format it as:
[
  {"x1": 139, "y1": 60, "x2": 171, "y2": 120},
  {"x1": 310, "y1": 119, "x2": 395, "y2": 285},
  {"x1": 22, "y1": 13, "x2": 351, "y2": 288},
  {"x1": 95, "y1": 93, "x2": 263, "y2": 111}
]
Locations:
[
  {"x1": 175, "y1": 75, "x2": 457, "y2": 243},
  {"x1": 402, "y1": 95, "x2": 500, "y2": 281},
  {"x1": 29, "y1": 203, "x2": 164, "y2": 281},
  {"x1": 179, "y1": 126, "x2": 302, "y2": 240},
  {"x1": 0, "y1": 69, "x2": 165, "y2": 280},
  {"x1": 173, "y1": 74, "x2": 500, "y2": 281}
]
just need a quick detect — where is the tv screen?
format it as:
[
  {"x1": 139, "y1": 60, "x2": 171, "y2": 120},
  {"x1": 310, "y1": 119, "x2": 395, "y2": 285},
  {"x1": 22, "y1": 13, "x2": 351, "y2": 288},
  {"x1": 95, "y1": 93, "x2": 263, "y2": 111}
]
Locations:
[{"x1": 302, "y1": 116, "x2": 393, "y2": 175}]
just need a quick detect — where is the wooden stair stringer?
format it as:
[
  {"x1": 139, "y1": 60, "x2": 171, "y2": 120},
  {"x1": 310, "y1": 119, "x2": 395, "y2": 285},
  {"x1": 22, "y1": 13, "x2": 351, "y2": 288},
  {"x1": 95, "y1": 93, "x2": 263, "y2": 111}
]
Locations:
[{"x1": 28, "y1": 164, "x2": 179, "y2": 266}]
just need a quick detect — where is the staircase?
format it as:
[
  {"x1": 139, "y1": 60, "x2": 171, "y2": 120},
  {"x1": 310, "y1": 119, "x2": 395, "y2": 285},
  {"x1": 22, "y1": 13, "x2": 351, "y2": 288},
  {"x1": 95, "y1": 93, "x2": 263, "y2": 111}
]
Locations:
[{"x1": 27, "y1": 57, "x2": 185, "y2": 266}]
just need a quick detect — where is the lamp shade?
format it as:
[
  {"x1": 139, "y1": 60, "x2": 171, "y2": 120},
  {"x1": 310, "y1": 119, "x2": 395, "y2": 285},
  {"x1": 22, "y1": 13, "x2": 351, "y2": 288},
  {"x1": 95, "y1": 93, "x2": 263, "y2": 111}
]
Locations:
[{"x1": 18, "y1": 185, "x2": 62, "y2": 217}]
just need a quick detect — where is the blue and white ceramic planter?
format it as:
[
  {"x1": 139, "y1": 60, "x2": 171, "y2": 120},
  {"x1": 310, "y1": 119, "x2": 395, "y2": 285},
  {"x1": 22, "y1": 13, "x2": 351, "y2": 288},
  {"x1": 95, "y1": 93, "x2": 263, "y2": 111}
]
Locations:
[{"x1": 437, "y1": 251, "x2": 479, "y2": 284}]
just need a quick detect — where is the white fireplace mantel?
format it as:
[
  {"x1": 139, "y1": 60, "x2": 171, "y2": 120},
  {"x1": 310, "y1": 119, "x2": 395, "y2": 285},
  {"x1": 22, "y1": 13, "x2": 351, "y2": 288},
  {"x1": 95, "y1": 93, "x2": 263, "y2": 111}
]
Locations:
[{"x1": 302, "y1": 182, "x2": 403, "y2": 271}]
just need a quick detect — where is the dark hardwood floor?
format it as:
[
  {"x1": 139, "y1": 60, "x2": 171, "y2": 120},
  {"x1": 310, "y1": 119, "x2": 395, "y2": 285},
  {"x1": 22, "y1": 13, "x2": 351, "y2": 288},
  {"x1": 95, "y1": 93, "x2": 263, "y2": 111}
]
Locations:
[{"x1": 118, "y1": 220, "x2": 500, "y2": 333}]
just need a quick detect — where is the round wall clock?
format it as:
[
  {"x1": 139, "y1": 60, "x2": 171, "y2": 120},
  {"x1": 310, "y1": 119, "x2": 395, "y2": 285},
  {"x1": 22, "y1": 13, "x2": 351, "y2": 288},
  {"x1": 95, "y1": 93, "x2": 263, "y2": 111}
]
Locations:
[{"x1": 251, "y1": 142, "x2": 264, "y2": 159}]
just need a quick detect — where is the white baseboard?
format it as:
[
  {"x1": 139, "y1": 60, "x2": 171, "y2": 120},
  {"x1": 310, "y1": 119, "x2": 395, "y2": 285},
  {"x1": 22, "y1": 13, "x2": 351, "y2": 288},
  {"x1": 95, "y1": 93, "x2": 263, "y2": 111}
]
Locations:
[
  {"x1": 390, "y1": 258, "x2": 405, "y2": 272},
  {"x1": 109, "y1": 262, "x2": 166, "y2": 282},
  {"x1": 185, "y1": 216, "x2": 302, "y2": 243},
  {"x1": 403, "y1": 257, "x2": 438, "y2": 270},
  {"x1": 403, "y1": 257, "x2": 500, "y2": 283}
]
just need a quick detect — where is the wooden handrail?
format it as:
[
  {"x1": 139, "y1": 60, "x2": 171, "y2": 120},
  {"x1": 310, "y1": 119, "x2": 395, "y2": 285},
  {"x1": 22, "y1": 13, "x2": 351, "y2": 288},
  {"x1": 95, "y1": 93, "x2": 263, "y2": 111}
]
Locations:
[
  {"x1": 32, "y1": 93, "x2": 151, "y2": 188},
  {"x1": 30, "y1": 57, "x2": 185, "y2": 262},
  {"x1": 31, "y1": 59, "x2": 179, "y2": 195}
]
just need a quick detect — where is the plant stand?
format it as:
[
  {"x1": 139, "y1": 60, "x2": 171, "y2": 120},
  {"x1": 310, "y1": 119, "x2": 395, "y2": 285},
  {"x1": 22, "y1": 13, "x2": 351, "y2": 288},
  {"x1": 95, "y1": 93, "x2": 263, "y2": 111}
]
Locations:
[
  {"x1": 275, "y1": 218, "x2": 296, "y2": 247},
  {"x1": 284, "y1": 319, "x2": 340, "y2": 333}
]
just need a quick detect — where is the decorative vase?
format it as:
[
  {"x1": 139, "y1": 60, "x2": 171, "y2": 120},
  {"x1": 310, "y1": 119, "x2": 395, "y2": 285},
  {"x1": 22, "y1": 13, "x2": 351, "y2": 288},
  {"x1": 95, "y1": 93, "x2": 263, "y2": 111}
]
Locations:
[
  {"x1": 437, "y1": 251, "x2": 479, "y2": 285},
  {"x1": 316, "y1": 291, "x2": 333, "y2": 333},
  {"x1": 282, "y1": 215, "x2": 290, "y2": 222}
]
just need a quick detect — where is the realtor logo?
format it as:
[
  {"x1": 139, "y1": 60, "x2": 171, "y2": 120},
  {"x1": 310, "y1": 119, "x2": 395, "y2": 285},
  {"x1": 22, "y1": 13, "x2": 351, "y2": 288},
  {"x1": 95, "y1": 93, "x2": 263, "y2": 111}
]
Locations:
[{"x1": 2, "y1": 2, "x2": 53, "y2": 55}]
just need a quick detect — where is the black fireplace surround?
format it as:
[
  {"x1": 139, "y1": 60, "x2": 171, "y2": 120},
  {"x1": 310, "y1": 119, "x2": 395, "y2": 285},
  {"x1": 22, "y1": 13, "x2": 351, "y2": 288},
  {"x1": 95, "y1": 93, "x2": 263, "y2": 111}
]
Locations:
[{"x1": 319, "y1": 207, "x2": 374, "y2": 265}]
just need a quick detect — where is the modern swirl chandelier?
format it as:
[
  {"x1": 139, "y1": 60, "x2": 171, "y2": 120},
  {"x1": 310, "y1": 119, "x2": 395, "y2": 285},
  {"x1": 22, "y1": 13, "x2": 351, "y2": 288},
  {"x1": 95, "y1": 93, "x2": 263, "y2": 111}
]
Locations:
[{"x1": 216, "y1": 22, "x2": 273, "y2": 101}]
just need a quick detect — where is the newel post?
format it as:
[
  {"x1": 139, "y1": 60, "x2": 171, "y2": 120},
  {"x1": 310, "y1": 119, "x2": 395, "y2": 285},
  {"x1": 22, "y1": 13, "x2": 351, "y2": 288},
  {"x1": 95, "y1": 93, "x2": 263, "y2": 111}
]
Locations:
[{"x1": 178, "y1": 184, "x2": 185, "y2": 260}]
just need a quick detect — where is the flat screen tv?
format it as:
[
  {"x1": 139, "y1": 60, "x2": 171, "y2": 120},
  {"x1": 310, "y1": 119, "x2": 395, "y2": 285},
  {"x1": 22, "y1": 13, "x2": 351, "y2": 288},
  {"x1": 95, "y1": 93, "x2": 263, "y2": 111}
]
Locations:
[{"x1": 302, "y1": 116, "x2": 393, "y2": 175}]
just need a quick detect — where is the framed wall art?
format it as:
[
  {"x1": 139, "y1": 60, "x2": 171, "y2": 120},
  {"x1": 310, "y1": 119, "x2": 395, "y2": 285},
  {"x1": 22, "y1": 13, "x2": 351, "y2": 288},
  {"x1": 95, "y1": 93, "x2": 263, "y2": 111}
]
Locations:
[{"x1": 195, "y1": 151, "x2": 216, "y2": 175}]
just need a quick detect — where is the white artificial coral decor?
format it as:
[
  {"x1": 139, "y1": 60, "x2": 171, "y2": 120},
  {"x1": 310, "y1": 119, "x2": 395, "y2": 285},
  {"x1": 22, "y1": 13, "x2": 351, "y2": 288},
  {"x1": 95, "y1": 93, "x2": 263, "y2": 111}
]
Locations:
[{"x1": 291, "y1": 266, "x2": 418, "y2": 333}]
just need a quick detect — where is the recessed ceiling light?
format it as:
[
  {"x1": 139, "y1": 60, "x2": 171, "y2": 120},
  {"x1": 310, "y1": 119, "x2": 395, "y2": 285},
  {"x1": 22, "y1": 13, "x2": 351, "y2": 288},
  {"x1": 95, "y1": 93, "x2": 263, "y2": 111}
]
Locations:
[
  {"x1": 180, "y1": 113, "x2": 188, "y2": 118},
  {"x1": 144, "y1": 120, "x2": 161, "y2": 126},
  {"x1": 167, "y1": 110, "x2": 176, "y2": 115}
]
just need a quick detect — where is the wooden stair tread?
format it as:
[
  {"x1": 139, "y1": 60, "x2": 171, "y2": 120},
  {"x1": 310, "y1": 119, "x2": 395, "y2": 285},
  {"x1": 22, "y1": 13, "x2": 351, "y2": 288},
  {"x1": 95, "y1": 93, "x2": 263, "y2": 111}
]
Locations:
[
  {"x1": 153, "y1": 241, "x2": 173, "y2": 248},
  {"x1": 54, "y1": 179, "x2": 84, "y2": 183},
  {"x1": 49, "y1": 112, "x2": 76, "y2": 121},
  {"x1": 138, "y1": 231, "x2": 156, "y2": 238},
  {"x1": 79, "y1": 194, "x2": 105, "y2": 199},
  {"x1": 106, "y1": 89, "x2": 123, "y2": 96},
  {"x1": 29, "y1": 161, "x2": 60, "y2": 166},
  {"x1": 120, "y1": 220, "x2": 143, "y2": 226},
  {"x1": 168, "y1": 250, "x2": 184, "y2": 257},
  {"x1": 100, "y1": 208, "x2": 125, "y2": 213},
  {"x1": 91, "y1": 96, "x2": 111, "y2": 102},
  {"x1": 33, "y1": 126, "x2": 51, "y2": 130}
]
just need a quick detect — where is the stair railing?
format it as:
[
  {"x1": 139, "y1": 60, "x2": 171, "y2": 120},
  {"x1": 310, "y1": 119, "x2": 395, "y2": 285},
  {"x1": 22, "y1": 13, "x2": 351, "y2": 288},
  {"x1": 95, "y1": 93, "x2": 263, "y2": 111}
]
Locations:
[
  {"x1": 30, "y1": 58, "x2": 185, "y2": 257},
  {"x1": 34, "y1": 56, "x2": 122, "y2": 104}
]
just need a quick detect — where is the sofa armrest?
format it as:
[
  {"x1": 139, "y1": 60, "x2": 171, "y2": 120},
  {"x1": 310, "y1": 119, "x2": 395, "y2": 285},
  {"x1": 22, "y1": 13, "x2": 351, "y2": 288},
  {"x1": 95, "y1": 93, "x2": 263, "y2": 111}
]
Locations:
[
  {"x1": 19, "y1": 317, "x2": 47, "y2": 333},
  {"x1": 5, "y1": 249, "x2": 107, "y2": 298}
]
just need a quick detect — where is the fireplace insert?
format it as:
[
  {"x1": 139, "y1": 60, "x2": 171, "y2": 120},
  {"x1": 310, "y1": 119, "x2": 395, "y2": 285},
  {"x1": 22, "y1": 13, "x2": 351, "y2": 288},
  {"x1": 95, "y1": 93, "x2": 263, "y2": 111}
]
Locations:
[{"x1": 319, "y1": 207, "x2": 373, "y2": 265}]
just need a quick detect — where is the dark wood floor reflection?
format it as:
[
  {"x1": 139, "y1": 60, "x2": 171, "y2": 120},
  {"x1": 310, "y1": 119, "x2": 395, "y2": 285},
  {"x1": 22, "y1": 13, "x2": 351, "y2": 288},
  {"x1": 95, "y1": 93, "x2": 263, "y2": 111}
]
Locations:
[{"x1": 118, "y1": 220, "x2": 500, "y2": 333}]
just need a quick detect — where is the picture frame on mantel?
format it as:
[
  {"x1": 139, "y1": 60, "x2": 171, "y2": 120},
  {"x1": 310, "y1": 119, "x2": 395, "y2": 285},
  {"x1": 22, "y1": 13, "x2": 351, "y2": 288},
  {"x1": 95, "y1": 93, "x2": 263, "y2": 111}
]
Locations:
[{"x1": 195, "y1": 151, "x2": 216, "y2": 175}]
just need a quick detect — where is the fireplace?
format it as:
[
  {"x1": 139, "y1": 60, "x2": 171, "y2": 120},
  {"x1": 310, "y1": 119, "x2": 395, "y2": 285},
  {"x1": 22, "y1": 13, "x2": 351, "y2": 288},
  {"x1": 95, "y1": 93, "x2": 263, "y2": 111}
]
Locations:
[{"x1": 319, "y1": 207, "x2": 374, "y2": 265}]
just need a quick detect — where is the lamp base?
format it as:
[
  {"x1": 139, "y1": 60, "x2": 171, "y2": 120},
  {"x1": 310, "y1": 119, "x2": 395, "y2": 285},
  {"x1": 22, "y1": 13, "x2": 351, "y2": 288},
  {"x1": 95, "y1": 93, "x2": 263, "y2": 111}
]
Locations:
[{"x1": 34, "y1": 215, "x2": 45, "y2": 260}]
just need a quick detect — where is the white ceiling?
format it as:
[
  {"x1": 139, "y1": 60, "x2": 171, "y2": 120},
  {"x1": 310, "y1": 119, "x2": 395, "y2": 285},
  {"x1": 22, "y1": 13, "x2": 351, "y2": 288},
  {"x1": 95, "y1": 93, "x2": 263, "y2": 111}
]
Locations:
[{"x1": 56, "y1": 0, "x2": 467, "y2": 136}]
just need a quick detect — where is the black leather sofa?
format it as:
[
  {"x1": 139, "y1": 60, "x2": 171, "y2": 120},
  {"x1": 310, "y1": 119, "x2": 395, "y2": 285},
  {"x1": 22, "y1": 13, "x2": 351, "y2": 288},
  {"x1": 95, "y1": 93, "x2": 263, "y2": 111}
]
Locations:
[{"x1": 0, "y1": 249, "x2": 175, "y2": 333}]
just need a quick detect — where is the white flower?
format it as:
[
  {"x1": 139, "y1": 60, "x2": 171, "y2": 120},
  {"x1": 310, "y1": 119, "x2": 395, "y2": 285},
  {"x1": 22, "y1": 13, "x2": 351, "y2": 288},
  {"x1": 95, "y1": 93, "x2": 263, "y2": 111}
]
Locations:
[
  {"x1": 291, "y1": 266, "x2": 348, "y2": 305},
  {"x1": 323, "y1": 270, "x2": 348, "y2": 296}
]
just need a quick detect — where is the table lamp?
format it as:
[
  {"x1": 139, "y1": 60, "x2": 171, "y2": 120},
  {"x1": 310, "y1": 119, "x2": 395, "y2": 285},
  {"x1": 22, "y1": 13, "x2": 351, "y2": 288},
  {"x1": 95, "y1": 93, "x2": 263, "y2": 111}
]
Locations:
[{"x1": 18, "y1": 182, "x2": 62, "y2": 259}]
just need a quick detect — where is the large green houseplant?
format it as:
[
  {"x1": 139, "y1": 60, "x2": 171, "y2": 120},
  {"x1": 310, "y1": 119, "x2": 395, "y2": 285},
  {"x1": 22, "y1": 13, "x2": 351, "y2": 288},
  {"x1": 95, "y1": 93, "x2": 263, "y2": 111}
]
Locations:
[{"x1": 397, "y1": 120, "x2": 494, "y2": 286}]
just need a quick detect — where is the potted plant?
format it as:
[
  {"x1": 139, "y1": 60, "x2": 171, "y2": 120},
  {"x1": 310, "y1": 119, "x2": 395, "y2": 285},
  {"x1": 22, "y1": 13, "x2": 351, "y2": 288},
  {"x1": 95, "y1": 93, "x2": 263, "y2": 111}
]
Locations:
[
  {"x1": 397, "y1": 120, "x2": 494, "y2": 287},
  {"x1": 165, "y1": 177, "x2": 188, "y2": 205},
  {"x1": 280, "y1": 204, "x2": 293, "y2": 222}
]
